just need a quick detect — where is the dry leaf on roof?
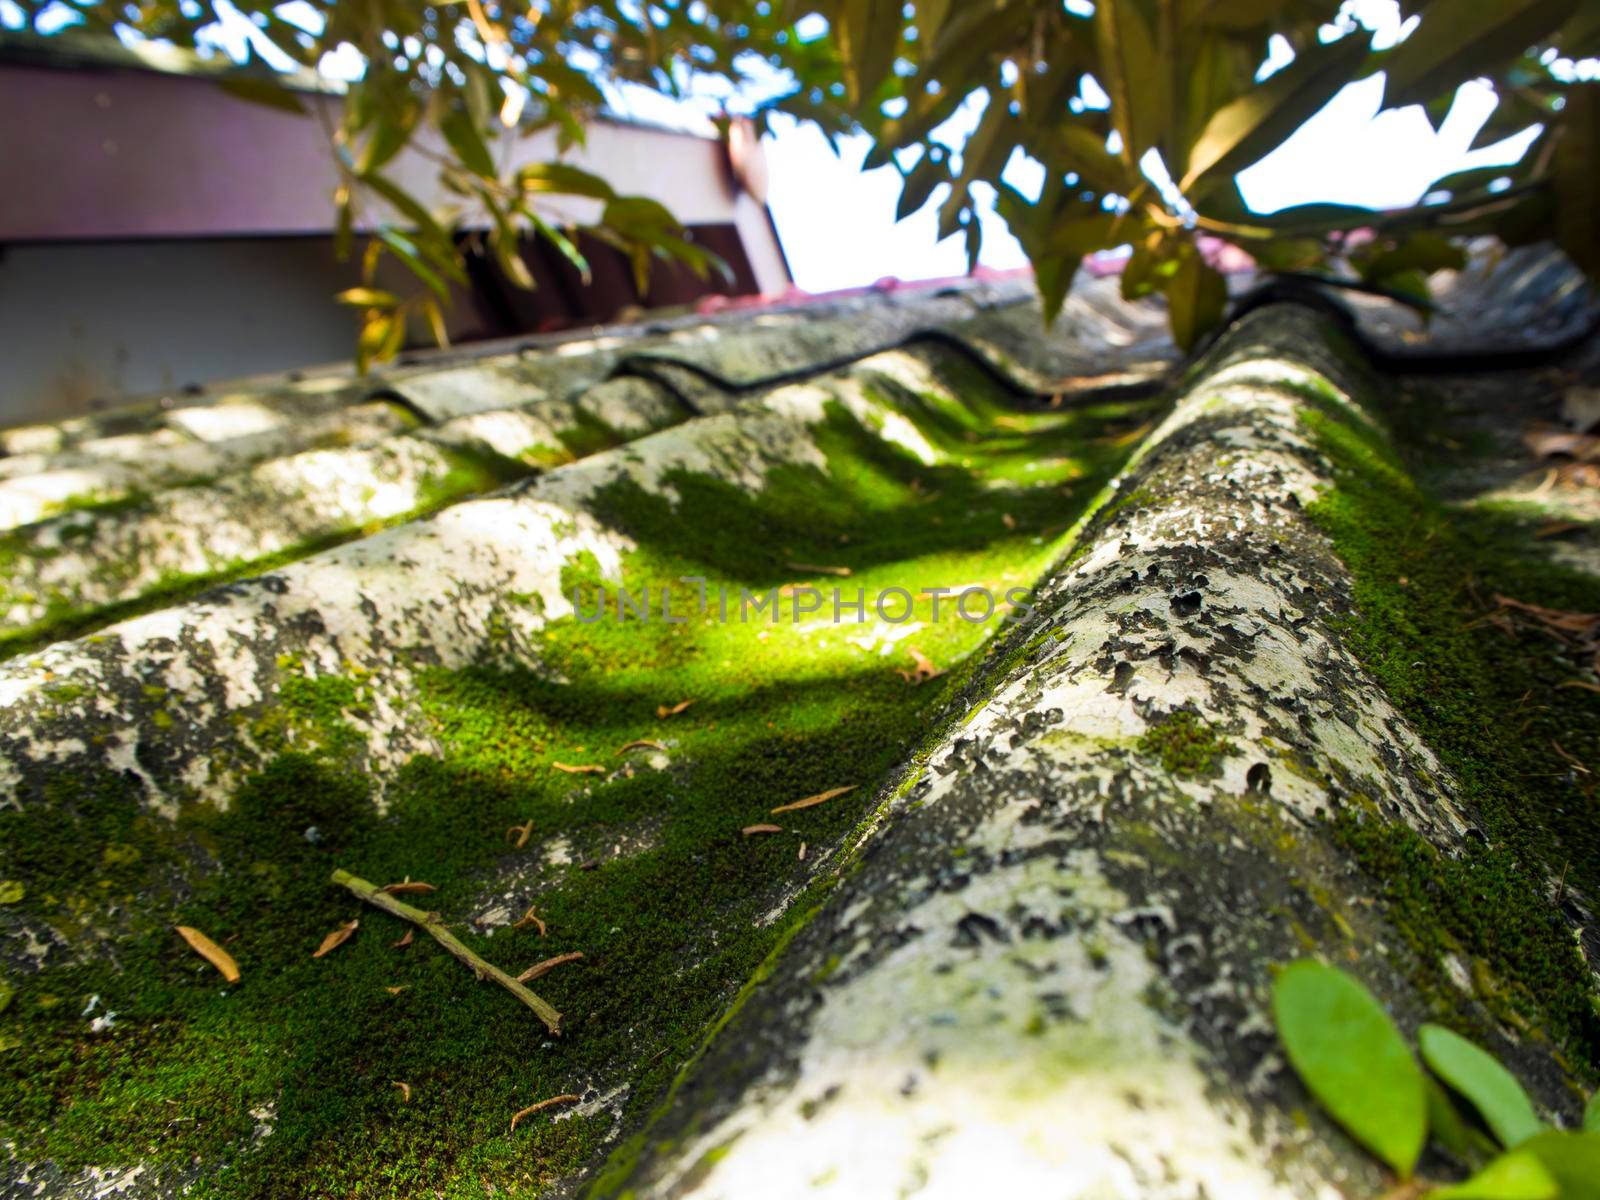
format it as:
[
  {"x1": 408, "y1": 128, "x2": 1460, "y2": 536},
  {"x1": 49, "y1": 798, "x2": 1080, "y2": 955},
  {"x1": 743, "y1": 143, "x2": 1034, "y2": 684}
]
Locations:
[
  {"x1": 506, "y1": 819, "x2": 534, "y2": 848},
  {"x1": 394, "y1": 1081, "x2": 412, "y2": 1102},
  {"x1": 1534, "y1": 521, "x2": 1583, "y2": 539},
  {"x1": 1524, "y1": 425, "x2": 1600, "y2": 461},
  {"x1": 895, "y1": 647, "x2": 943, "y2": 686},
  {"x1": 174, "y1": 925, "x2": 240, "y2": 984},
  {"x1": 392, "y1": 928, "x2": 414, "y2": 949},
  {"x1": 512, "y1": 907, "x2": 547, "y2": 936},
  {"x1": 615, "y1": 739, "x2": 668, "y2": 755},
  {"x1": 516, "y1": 951, "x2": 584, "y2": 983},
  {"x1": 1492, "y1": 594, "x2": 1600, "y2": 639},
  {"x1": 656, "y1": 699, "x2": 694, "y2": 719},
  {"x1": 552, "y1": 762, "x2": 606, "y2": 775},
  {"x1": 510, "y1": 1094, "x2": 579, "y2": 1131},
  {"x1": 381, "y1": 880, "x2": 436, "y2": 895},
  {"x1": 771, "y1": 784, "x2": 856, "y2": 815},
  {"x1": 313, "y1": 919, "x2": 359, "y2": 958},
  {"x1": 742, "y1": 823, "x2": 783, "y2": 836}
]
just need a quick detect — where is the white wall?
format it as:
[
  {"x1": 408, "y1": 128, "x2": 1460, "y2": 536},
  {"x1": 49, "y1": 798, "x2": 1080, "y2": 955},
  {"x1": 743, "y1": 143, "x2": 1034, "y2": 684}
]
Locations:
[{"x1": 0, "y1": 238, "x2": 362, "y2": 425}]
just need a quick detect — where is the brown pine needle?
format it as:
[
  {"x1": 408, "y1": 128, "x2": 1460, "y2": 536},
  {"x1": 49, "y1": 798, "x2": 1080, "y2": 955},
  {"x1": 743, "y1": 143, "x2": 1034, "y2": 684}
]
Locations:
[
  {"x1": 516, "y1": 951, "x2": 584, "y2": 983},
  {"x1": 381, "y1": 880, "x2": 437, "y2": 895},
  {"x1": 174, "y1": 925, "x2": 241, "y2": 983},
  {"x1": 1559, "y1": 679, "x2": 1600, "y2": 693},
  {"x1": 787, "y1": 561, "x2": 852, "y2": 577},
  {"x1": 330, "y1": 869, "x2": 561, "y2": 1035},
  {"x1": 512, "y1": 907, "x2": 547, "y2": 936},
  {"x1": 615, "y1": 738, "x2": 668, "y2": 755},
  {"x1": 1552, "y1": 740, "x2": 1592, "y2": 774},
  {"x1": 510, "y1": 1094, "x2": 579, "y2": 1131},
  {"x1": 772, "y1": 784, "x2": 856, "y2": 815},
  {"x1": 506, "y1": 819, "x2": 534, "y2": 848},
  {"x1": 656, "y1": 699, "x2": 694, "y2": 719},
  {"x1": 313, "y1": 919, "x2": 359, "y2": 958},
  {"x1": 553, "y1": 762, "x2": 606, "y2": 775},
  {"x1": 742, "y1": 823, "x2": 783, "y2": 836}
]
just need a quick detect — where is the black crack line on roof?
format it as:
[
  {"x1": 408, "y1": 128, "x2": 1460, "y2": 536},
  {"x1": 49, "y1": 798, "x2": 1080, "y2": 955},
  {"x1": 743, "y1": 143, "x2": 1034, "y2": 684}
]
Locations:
[{"x1": 608, "y1": 325, "x2": 1170, "y2": 417}]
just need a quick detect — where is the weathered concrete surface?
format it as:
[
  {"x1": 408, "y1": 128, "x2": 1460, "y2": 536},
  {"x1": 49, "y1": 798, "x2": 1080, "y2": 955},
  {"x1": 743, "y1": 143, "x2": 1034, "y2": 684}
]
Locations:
[
  {"x1": 0, "y1": 377, "x2": 686, "y2": 644},
  {"x1": 2, "y1": 278, "x2": 1593, "y2": 1200},
  {"x1": 0, "y1": 332, "x2": 1115, "y2": 816},
  {"x1": 580, "y1": 306, "x2": 1563, "y2": 1200}
]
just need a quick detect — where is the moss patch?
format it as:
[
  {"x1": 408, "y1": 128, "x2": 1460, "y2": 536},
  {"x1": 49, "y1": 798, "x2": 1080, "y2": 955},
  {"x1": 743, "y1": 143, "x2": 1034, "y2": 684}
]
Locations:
[
  {"x1": 1136, "y1": 709, "x2": 1234, "y2": 777},
  {"x1": 1299, "y1": 374, "x2": 1600, "y2": 1076},
  {"x1": 0, "y1": 347, "x2": 1157, "y2": 1196}
]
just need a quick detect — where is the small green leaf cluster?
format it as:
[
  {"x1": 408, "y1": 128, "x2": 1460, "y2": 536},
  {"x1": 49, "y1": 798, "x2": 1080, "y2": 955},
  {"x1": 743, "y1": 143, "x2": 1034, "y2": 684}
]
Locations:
[{"x1": 1274, "y1": 960, "x2": 1600, "y2": 1199}]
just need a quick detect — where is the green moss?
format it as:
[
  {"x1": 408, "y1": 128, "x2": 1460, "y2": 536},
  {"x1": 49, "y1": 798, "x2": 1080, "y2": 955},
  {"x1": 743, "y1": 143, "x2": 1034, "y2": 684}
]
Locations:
[
  {"x1": 0, "y1": 345, "x2": 1156, "y2": 1197},
  {"x1": 1299, "y1": 382, "x2": 1600, "y2": 1074},
  {"x1": 1136, "y1": 709, "x2": 1233, "y2": 777}
]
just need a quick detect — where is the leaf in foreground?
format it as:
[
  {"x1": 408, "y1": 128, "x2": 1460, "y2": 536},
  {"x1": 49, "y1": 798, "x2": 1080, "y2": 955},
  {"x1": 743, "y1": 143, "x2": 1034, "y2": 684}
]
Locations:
[
  {"x1": 1431, "y1": 1150, "x2": 1557, "y2": 1200},
  {"x1": 313, "y1": 919, "x2": 359, "y2": 958},
  {"x1": 1419, "y1": 1023, "x2": 1545, "y2": 1148},
  {"x1": 742, "y1": 823, "x2": 783, "y2": 836},
  {"x1": 174, "y1": 925, "x2": 241, "y2": 984},
  {"x1": 1271, "y1": 960, "x2": 1427, "y2": 1177},
  {"x1": 1517, "y1": 1131, "x2": 1600, "y2": 1200},
  {"x1": 771, "y1": 785, "x2": 857, "y2": 815}
]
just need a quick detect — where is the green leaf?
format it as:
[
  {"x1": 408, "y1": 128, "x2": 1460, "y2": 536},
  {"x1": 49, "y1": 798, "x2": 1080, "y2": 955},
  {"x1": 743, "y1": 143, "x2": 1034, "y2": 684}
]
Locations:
[
  {"x1": 895, "y1": 149, "x2": 946, "y2": 222},
  {"x1": 0, "y1": 880, "x2": 24, "y2": 905},
  {"x1": 217, "y1": 76, "x2": 307, "y2": 114},
  {"x1": 1552, "y1": 81, "x2": 1600, "y2": 278},
  {"x1": 1431, "y1": 1150, "x2": 1558, "y2": 1200},
  {"x1": 1418, "y1": 1026, "x2": 1540, "y2": 1143},
  {"x1": 374, "y1": 228, "x2": 453, "y2": 303},
  {"x1": 356, "y1": 310, "x2": 401, "y2": 374},
  {"x1": 1046, "y1": 122, "x2": 1134, "y2": 196},
  {"x1": 1164, "y1": 250, "x2": 1227, "y2": 354},
  {"x1": 1034, "y1": 254, "x2": 1081, "y2": 326},
  {"x1": 1586, "y1": 1091, "x2": 1599, "y2": 1133},
  {"x1": 1355, "y1": 232, "x2": 1467, "y2": 284},
  {"x1": 1181, "y1": 31, "x2": 1372, "y2": 193},
  {"x1": 335, "y1": 287, "x2": 400, "y2": 308},
  {"x1": 516, "y1": 162, "x2": 616, "y2": 201},
  {"x1": 1518, "y1": 1131, "x2": 1600, "y2": 1200},
  {"x1": 1094, "y1": 0, "x2": 1166, "y2": 161},
  {"x1": 421, "y1": 298, "x2": 450, "y2": 349},
  {"x1": 441, "y1": 104, "x2": 497, "y2": 179},
  {"x1": 602, "y1": 195, "x2": 683, "y2": 241},
  {"x1": 361, "y1": 174, "x2": 459, "y2": 269},
  {"x1": 1380, "y1": 0, "x2": 1578, "y2": 111},
  {"x1": 1271, "y1": 960, "x2": 1428, "y2": 1178},
  {"x1": 1427, "y1": 1075, "x2": 1495, "y2": 1163},
  {"x1": 528, "y1": 213, "x2": 591, "y2": 283}
]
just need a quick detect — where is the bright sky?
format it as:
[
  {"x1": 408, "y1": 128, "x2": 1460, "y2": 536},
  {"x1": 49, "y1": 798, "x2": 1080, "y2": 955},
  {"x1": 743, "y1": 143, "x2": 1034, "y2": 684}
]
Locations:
[{"x1": 1, "y1": 0, "x2": 1579, "y2": 294}]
